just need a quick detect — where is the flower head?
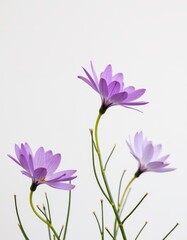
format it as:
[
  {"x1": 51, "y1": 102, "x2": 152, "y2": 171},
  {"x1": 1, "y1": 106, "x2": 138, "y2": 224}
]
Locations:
[
  {"x1": 126, "y1": 132, "x2": 175, "y2": 177},
  {"x1": 78, "y1": 62, "x2": 148, "y2": 114},
  {"x1": 8, "y1": 143, "x2": 77, "y2": 191}
]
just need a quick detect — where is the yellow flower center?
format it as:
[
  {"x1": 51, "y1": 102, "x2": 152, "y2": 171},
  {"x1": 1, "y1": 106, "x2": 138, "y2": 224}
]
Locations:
[{"x1": 39, "y1": 177, "x2": 46, "y2": 183}]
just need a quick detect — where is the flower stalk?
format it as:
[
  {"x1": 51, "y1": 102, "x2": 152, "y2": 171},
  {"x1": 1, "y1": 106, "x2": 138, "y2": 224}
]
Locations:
[
  {"x1": 29, "y1": 191, "x2": 60, "y2": 240},
  {"x1": 94, "y1": 113, "x2": 127, "y2": 240}
]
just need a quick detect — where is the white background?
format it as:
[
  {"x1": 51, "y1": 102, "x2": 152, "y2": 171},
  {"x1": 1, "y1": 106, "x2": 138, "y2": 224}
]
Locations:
[{"x1": 0, "y1": 0, "x2": 187, "y2": 239}]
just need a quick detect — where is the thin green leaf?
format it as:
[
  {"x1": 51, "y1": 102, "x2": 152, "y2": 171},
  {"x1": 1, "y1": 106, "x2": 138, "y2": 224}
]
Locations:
[
  {"x1": 62, "y1": 185, "x2": 71, "y2": 240},
  {"x1": 105, "y1": 227, "x2": 115, "y2": 240},
  {"x1": 122, "y1": 193, "x2": 148, "y2": 224},
  {"x1": 90, "y1": 129, "x2": 110, "y2": 202},
  {"x1": 14, "y1": 195, "x2": 29, "y2": 240},
  {"x1": 93, "y1": 211, "x2": 102, "y2": 234},
  {"x1": 135, "y1": 221, "x2": 148, "y2": 240},
  {"x1": 104, "y1": 144, "x2": 116, "y2": 170},
  {"x1": 162, "y1": 223, "x2": 179, "y2": 240}
]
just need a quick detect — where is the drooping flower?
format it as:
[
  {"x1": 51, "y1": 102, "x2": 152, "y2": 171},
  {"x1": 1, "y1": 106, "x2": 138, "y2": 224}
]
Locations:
[
  {"x1": 126, "y1": 132, "x2": 175, "y2": 177},
  {"x1": 78, "y1": 62, "x2": 148, "y2": 114},
  {"x1": 8, "y1": 143, "x2": 77, "y2": 191}
]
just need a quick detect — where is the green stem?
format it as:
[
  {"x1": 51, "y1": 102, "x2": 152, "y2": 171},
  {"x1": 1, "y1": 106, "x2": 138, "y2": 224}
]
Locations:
[
  {"x1": 113, "y1": 176, "x2": 136, "y2": 238},
  {"x1": 62, "y1": 189, "x2": 71, "y2": 240},
  {"x1": 29, "y1": 191, "x2": 60, "y2": 240},
  {"x1": 122, "y1": 193, "x2": 148, "y2": 223},
  {"x1": 94, "y1": 113, "x2": 127, "y2": 240},
  {"x1": 118, "y1": 176, "x2": 136, "y2": 210},
  {"x1": 162, "y1": 223, "x2": 179, "y2": 240},
  {"x1": 135, "y1": 221, "x2": 148, "y2": 240},
  {"x1": 90, "y1": 129, "x2": 110, "y2": 202},
  {"x1": 14, "y1": 195, "x2": 30, "y2": 240}
]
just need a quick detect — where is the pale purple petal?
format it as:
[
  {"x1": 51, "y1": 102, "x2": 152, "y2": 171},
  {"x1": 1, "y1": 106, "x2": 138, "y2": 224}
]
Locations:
[
  {"x1": 24, "y1": 143, "x2": 33, "y2": 155},
  {"x1": 82, "y1": 67, "x2": 98, "y2": 90},
  {"x1": 21, "y1": 170, "x2": 32, "y2": 178},
  {"x1": 90, "y1": 61, "x2": 98, "y2": 83},
  {"x1": 45, "y1": 153, "x2": 61, "y2": 175},
  {"x1": 45, "y1": 171, "x2": 66, "y2": 181},
  {"x1": 152, "y1": 144, "x2": 162, "y2": 161},
  {"x1": 8, "y1": 154, "x2": 21, "y2": 166},
  {"x1": 33, "y1": 168, "x2": 47, "y2": 180},
  {"x1": 19, "y1": 154, "x2": 30, "y2": 172},
  {"x1": 142, "y1": 143, "x2": 154, "y2": 164},
  {"x1": 124, "y1": 86, "x2": 135, "y2": 93},
  {"x1": 100, "y1": 65, "x2": 112, "y2": 83},
  {"x1": 15, "y1": 144, "x2": 21, "y2": 159},
  {"x1": 110, "y1": 92, "x2": 128, "y2": 103},
  {"x1": 33, "y1": 147, "x2": 45, "y2": 169},
  {"x1": 112, "y1": 73, "x2": 124, "y2": 88},
  {"x1": 47, "y1": 182, "x2": 75, "y2": 190},
  {"x1": 134, "y1": 132, "x2": 143, "y2": 157},
  {"x1": 125, "y1": 89, "x2": 146, "y2": 102},
  {"x1": 157, "y1": 154, "x2": 170, "y2": 163},
  {"x1": 122, "y1": 101, "x2": 148, "y2": 106},
  {"x1": 99, "y1": 78, "x2": 108, "y2": 98},
  {"x1": 78, "y1": 76, "x2": 98, "y2": 91},
  {"x1": 108, "y1": 81, "x2": 120, "y2": 98}
]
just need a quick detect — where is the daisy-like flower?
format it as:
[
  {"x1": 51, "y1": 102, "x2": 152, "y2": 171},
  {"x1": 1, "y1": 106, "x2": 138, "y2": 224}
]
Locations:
[
  {"x1": 8, "y1": 143, "x2": 77, "y2": 191},
  {"x1": 126, "y1": 132, "x2": 175, "y2": 177},
  {"x1": 78, "y1": 62, "x2": 148, "y2": 114}
]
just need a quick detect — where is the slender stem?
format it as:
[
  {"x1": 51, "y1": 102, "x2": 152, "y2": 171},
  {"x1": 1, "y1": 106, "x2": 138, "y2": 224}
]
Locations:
[
  {"x1": 135, "y1": 221, "x2": 148, "y2": 240},
  {"x1": 42, "y1": 205, "x2": 52, "y2": 240},
  {"x1": 94, "y1": 113, "x2": 127, "y2": 240},
  {"x1": 104, "y1": 144, "x2": 116, "y2": 170},
  {"x1": 90, "y1": 129, "x2": 110, "y2": 202},
  {"x1": 29, "y1": 191, "x2": 60, "y2": 240},
  {"x1": 105, "y1": 227, "x2": 115, "y2": 240},
  {"x1": 162, "y1": 223, "x2": 179, "y2": 240},
  {"x1": 118, "y1": 176, "x2": 136, "y2": 210},
  {"x1": 14, "y1": 195, "x2": 30, "y2": 240},
  {"x1": 122, "y1": 193, "x2": 148, "y2": 223},
  {"x1": 45, "y1": 193, "x2": 52, "y2": 240},
  {"x1": 62, "y1": 189, "x2": 72, "y2": 240},
  {"x1": 114, "y1": 188, "x2": 131, "y2": 238},
  {"x1": 101, "y1": 200, "x2": 104, "y2": 240},
  {"x1": 93, "y1": 211, "x2": 102, "y2": 235},
  {"x1": 117, "y1": 170, "x2": 126, "y2": 207}
]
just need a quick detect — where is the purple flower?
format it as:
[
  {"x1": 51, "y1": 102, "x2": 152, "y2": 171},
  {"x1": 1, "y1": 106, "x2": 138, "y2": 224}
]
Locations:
[
  {"x1": 8, "y1": 143, "x2": 77, "y2": 191},
  {"x1": 126, "y1": 132, "x2": 175, "y2": 177},
  {"x1": 78, "y1": 62, "x2": 148, "y2": 114}
]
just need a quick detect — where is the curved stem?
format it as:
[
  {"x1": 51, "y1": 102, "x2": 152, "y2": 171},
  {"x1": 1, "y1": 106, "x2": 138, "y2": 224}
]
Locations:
[
  {"x1": 29, "y1": 191, "x2": 60, "y2": 240},
  {"x1": 94, "y1": 113, "x2": 127, "y2": 240},
  {"x1": 90, "y1": 129, "x2": 110, "y2": 202},
  {"x1": 63, "y1": 189, "x2": 71, "y2": 240},
  {"x1": 113, "y1": 176, "x2": 136, "y2": 238},
  {"x1": 118, "y1": 176, "x2": 136, "y2": 210}
]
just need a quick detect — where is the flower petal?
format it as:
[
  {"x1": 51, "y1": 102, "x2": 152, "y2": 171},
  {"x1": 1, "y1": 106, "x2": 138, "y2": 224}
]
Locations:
[
  {"x1": 112, "y1": 73, "x2": 124, "y2": 87},
  {"x1": 33, "y1": 168, "x2": 47, "y2": 180},
  {"x1": 110, "y1": 92, "x2": 128, "y2": 103},
  {"x1": 99, "y1": 78, "x2": 109, "y2": 98},
  {"x1": 142, "y1": 143, "x2": 154, "y2": 164},
  {"x1": 47, "y1": 182, "x2": 75, "y2": 190},
  {"x1": 45, "y1": 153, "x2": 61, "y2": 175},
  {"x1": 100, "y1": 65, "x2": 112, "y2": 83},
  {"x1": 125, "y1": 89, "x2": 146, "y2": 102},
  {"x1": 33, "y1": 147, "x2": 45, "y2": 169},
  {"x1": 108, "y1": 81, "x2": 120, "y2": 98}
]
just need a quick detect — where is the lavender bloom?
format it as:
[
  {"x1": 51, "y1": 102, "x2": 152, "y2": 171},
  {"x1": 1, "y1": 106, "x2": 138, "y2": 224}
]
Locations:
[
  {"x1": 126, "y1": 132, "x2": 175, "y2": 177},
  {"x1": 8, "y1": 143, "x2": 77, "y2": 191},
  {"x1": 78, "y1": 62, "x2": 148, "y2": 114}
]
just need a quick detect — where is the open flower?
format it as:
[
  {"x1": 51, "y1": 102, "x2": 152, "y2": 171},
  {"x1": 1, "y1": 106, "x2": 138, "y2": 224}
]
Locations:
[
  {"x1": 78, "y1": 62, "x2": 148, "y2": 114},
  {"x1": 126, "y1": 132, "x2": 175, "y2": 177},
  {"x1": 8, "y1": 143, "x2": 77, "y2": 191}
]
